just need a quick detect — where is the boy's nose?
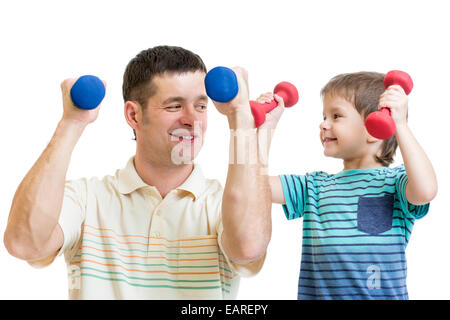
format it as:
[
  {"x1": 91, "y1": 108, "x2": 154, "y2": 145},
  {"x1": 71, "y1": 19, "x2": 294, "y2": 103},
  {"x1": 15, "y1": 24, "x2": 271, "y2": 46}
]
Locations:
[{"x1": 320, "y1": 120, "x2": 330, "y2": 130}]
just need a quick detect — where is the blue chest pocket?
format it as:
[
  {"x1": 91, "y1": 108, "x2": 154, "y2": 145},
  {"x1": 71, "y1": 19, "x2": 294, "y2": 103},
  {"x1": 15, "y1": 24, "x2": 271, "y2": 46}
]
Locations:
[{"x1": 357, "y1": 195, "x2": 394, "y2": 235}]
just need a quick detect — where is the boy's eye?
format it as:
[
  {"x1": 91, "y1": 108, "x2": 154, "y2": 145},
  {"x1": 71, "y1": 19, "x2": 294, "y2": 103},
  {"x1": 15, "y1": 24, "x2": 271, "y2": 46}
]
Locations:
[{"x1": 334, "y1": 114, "x2": 341, "y2": 119}]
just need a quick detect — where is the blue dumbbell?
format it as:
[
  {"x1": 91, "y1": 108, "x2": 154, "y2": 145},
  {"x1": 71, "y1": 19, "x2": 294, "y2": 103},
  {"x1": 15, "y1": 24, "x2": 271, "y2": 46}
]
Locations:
[
  {"x1": 204, "y1": 66, "x2": 239, "y2": 103},
  {"x1": 70, "y1": 75, "x2": 106, "y2": 110}
]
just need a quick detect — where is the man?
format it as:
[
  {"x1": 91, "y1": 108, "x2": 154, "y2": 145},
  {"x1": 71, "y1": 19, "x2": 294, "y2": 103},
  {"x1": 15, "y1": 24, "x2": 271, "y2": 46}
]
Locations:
[{"x1": 3, "y1": 46, "x2": 272, "y2": 299}]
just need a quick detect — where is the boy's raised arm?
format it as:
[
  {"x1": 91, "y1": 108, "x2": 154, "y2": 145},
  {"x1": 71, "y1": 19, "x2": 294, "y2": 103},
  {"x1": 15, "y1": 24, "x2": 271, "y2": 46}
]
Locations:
[{"x1": 379, "y1": 85, "x2": 438, "y2": 205}]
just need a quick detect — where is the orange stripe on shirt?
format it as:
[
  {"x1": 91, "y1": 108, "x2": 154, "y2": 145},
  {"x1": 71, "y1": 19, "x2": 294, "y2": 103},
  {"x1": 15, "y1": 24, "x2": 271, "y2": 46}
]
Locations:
[
  {"x1": 84, "y1": 224, "x2": 218, "y2": 243},
  {"x1": 82, "y1": 231, "x2": 218, "y2": 248},
  {"x1": 80, "y1": 245, "x2": 218, "y2": 261}
]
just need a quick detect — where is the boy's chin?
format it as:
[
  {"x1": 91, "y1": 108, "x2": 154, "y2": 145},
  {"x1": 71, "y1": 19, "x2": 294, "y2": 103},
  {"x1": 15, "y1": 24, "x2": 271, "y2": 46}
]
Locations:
[
  {"x1": 323, "y1": 150, "x2": 343, "y2": 159},
  {"x1": 323, "y1": 149, "x2": 336, "y2": 157}
]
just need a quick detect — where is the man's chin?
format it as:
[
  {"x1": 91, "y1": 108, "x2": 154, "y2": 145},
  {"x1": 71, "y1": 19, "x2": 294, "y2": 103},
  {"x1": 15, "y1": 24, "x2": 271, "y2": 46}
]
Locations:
[{"x1": 170, "y1": 143, "x2": 203, "y2": 165}]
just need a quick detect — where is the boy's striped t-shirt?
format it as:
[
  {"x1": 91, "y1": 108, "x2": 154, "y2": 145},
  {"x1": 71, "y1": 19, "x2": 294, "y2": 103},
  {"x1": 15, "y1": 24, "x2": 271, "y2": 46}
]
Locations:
[{"x1": 280, "y1": 165, "x2": 429, "y2": 300}]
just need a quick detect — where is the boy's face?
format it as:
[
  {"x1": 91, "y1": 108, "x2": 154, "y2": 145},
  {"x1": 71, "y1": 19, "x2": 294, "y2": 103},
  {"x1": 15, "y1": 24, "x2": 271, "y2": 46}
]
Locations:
[
  {"x1": 320, "y1": 93, "x2": 371, "y2": 160},
  {"x1": 138, "y1": 71, "x2": 208, "y2": 164}
]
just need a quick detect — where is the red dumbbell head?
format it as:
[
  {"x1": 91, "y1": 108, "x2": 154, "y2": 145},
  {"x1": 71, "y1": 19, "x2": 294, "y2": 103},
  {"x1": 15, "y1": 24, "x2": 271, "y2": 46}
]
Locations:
[
  {"x1": 274, "y1": 81, "x2": 299, "y2": 107},
  {"x1": 365, "y1": 108, "x2": 396, "y2": 140},
  {"x1": 384, "y1": 70, "x2": 413, "y2": 94}
]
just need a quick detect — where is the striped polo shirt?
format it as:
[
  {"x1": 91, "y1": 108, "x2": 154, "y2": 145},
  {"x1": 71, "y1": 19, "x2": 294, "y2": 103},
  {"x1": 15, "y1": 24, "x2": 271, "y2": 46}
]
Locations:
[
  {"x1": 280, "y1": 165, "x2": 429, "y2": 300},
  {"x1": 54, "y1": 157, "x2": 263, "y2": 299}
]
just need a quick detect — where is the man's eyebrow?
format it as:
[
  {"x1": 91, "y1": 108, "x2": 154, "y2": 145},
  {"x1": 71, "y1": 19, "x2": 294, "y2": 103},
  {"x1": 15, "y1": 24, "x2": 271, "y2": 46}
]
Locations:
[
  {"x1": 162, "y1": 95, "x2": 208, "y2": 105},
  {"x1": 162, "y1": 96, "x2": 185, "y2": 105}
]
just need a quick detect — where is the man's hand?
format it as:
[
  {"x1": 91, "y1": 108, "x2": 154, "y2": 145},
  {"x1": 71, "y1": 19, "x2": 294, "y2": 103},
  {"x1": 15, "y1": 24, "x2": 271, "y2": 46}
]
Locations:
[
  {"x1": 210, "y1": 67, "x2": 253, "y2": 129},
  {"x1": 60, "y1": 78, "x2": 105, "y2": 125}
]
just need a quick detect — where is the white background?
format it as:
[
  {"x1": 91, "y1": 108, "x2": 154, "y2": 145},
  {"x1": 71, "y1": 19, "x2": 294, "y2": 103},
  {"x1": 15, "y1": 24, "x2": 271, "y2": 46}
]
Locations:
[{"x1": 0, "y1": 0, "x2": 449, "y2": 299}]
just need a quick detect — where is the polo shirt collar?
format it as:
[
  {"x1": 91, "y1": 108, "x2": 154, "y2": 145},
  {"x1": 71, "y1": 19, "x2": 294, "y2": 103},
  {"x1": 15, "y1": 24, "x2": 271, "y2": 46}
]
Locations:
[
  {"x1": 175, "y1": 162, "x2": 206, "y2": 200},
  {"x1": 118, "y1": 157, "x2": 206, "y2": 200}
]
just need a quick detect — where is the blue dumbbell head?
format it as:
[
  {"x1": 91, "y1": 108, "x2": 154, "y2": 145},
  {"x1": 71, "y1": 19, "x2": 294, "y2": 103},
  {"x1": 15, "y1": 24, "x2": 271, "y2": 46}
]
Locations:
[
  {"x1": 204, "y1": 66, "x2": 238, "y2": 103},
  {"x1": 70, "y1": 75, "x2": 106, "y2": 110}
]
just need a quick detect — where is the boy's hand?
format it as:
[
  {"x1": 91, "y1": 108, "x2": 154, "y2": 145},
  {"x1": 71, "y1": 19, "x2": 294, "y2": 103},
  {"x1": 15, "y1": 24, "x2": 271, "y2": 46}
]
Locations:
[
  {"x1": 255, "y1": 92, "x2": 285, "y2": 167},
  {"x1": 256, "y1": 92, "x2": 285, "y2": 131},
  {"x1": 378, "y1": 85, "x2": 408, "y2": 127}
]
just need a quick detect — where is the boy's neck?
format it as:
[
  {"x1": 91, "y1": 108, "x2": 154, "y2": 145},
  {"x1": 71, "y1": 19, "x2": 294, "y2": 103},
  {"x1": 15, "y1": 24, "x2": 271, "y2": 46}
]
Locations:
[{"x1": 342, "y1": 157, "x2": 383, "y2": 171}]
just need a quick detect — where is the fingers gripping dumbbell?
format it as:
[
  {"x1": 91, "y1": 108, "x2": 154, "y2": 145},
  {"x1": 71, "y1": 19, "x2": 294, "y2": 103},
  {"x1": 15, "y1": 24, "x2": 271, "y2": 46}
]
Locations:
[
  {"x1": 204, "y1": 66, "x2": 299, "y2": 127},
  {"x1": 70, "y1": 75, "x2": 106, "y2": 110},
  {"x1": 364, "y1": 70, "x2": 413, "y2": 140}
]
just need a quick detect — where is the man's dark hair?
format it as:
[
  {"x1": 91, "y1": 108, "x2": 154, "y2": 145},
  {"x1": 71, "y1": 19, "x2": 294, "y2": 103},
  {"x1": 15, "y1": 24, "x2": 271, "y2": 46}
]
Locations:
[
  {"x1": 123, "y1": 45, "x2": 207, "y2": 107},
  {"x1": 320, "y1": 71, "x2": 399, "y2": 166}
]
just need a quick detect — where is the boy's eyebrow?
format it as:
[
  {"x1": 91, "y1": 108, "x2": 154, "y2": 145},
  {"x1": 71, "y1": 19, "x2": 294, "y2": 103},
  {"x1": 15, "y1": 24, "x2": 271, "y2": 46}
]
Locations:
[{"x1": 324, "y1": 105, "x2": 346, "y2": 114}]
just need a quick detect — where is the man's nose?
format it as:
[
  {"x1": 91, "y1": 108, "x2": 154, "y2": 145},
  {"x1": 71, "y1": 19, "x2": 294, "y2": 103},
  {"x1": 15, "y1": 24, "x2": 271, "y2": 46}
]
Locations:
[{"x1": 180, "y1": 105, "x2": 198, "y2": 127}]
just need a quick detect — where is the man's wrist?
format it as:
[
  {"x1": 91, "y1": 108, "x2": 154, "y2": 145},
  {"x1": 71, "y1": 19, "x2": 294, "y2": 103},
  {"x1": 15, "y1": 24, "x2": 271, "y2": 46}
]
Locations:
[
  {"x1": 226, "y1": 107, "x2": 255, "y2": 130},
  {"x1": 57, "y1": 118, "x2": 88, "y2": 139}
]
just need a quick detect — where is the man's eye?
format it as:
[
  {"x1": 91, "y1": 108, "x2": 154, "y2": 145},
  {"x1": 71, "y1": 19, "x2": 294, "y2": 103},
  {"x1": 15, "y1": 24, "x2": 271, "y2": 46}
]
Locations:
[
  {"x1": 197, "y1": 105, "x2": 207, "y2": 111},
  {"x1": 166, "y1": 105, "x2": 181, "y2": 111}
]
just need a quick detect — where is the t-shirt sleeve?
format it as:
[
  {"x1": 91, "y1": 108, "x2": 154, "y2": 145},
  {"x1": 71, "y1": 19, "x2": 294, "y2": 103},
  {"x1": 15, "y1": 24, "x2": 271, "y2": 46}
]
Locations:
[
  {"x1": 394, "y1": 165, "x2": 430, "y2": 220},
  {"x1": 280, "y1": 174, "x2": 309, "y2": 220},
  {"x1": 56, "y1": 178, "x2": 87, "y2": 261}
]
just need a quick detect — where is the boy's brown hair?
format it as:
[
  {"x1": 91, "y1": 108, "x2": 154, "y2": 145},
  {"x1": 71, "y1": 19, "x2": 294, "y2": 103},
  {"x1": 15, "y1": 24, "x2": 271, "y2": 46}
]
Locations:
[{"x1": 320, "y1": 72, "x2": 398, "y2": 166}]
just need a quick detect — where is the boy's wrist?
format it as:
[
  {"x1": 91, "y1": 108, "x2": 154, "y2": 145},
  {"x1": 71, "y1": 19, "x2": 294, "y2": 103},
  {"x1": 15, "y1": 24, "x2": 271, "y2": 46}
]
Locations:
[{"x1": 395, "y1": 123, "x2": 411, "y2": 136}]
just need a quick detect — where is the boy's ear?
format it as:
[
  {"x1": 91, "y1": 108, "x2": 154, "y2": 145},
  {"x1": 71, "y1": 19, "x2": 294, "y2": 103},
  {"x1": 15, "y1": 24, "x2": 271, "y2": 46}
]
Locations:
[{"x1": 367, "y1": 134, "x2": 379, "y2": 143}]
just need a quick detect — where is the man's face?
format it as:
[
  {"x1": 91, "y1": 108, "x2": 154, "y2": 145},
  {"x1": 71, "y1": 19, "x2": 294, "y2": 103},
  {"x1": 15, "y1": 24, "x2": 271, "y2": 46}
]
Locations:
[{"x1": 137, "y1": 71, "x2": 208, "y2": 165}]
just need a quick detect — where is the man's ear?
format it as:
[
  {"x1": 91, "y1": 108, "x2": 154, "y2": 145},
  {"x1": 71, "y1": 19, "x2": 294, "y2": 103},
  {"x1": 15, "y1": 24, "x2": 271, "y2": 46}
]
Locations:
[{"x1": 124, "y1": 101, "x2": 141, "y2": 131}]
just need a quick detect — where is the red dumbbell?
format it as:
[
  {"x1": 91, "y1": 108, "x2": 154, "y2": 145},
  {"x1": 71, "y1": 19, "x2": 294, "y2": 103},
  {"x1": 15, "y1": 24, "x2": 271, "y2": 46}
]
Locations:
[
  {"x1": 250, "y1": 81, "x2": 299, "y2": 127},
  {"x1": 365, "y1": 70, "x2": 413, "y2": 140}
]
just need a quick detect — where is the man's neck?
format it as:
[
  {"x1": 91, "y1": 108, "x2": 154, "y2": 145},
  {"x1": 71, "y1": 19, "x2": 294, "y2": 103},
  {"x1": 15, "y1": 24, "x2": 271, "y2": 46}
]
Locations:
[{"x1": 134, "y1": 153, "x2": 194, "y2": 198}]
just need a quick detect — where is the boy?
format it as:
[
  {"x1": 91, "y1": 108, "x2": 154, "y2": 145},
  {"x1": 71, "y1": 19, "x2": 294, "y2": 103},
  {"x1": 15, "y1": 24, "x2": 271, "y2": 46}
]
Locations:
[{"x1": 259, "y1": 71, "x2": 437, "y2": 300}]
